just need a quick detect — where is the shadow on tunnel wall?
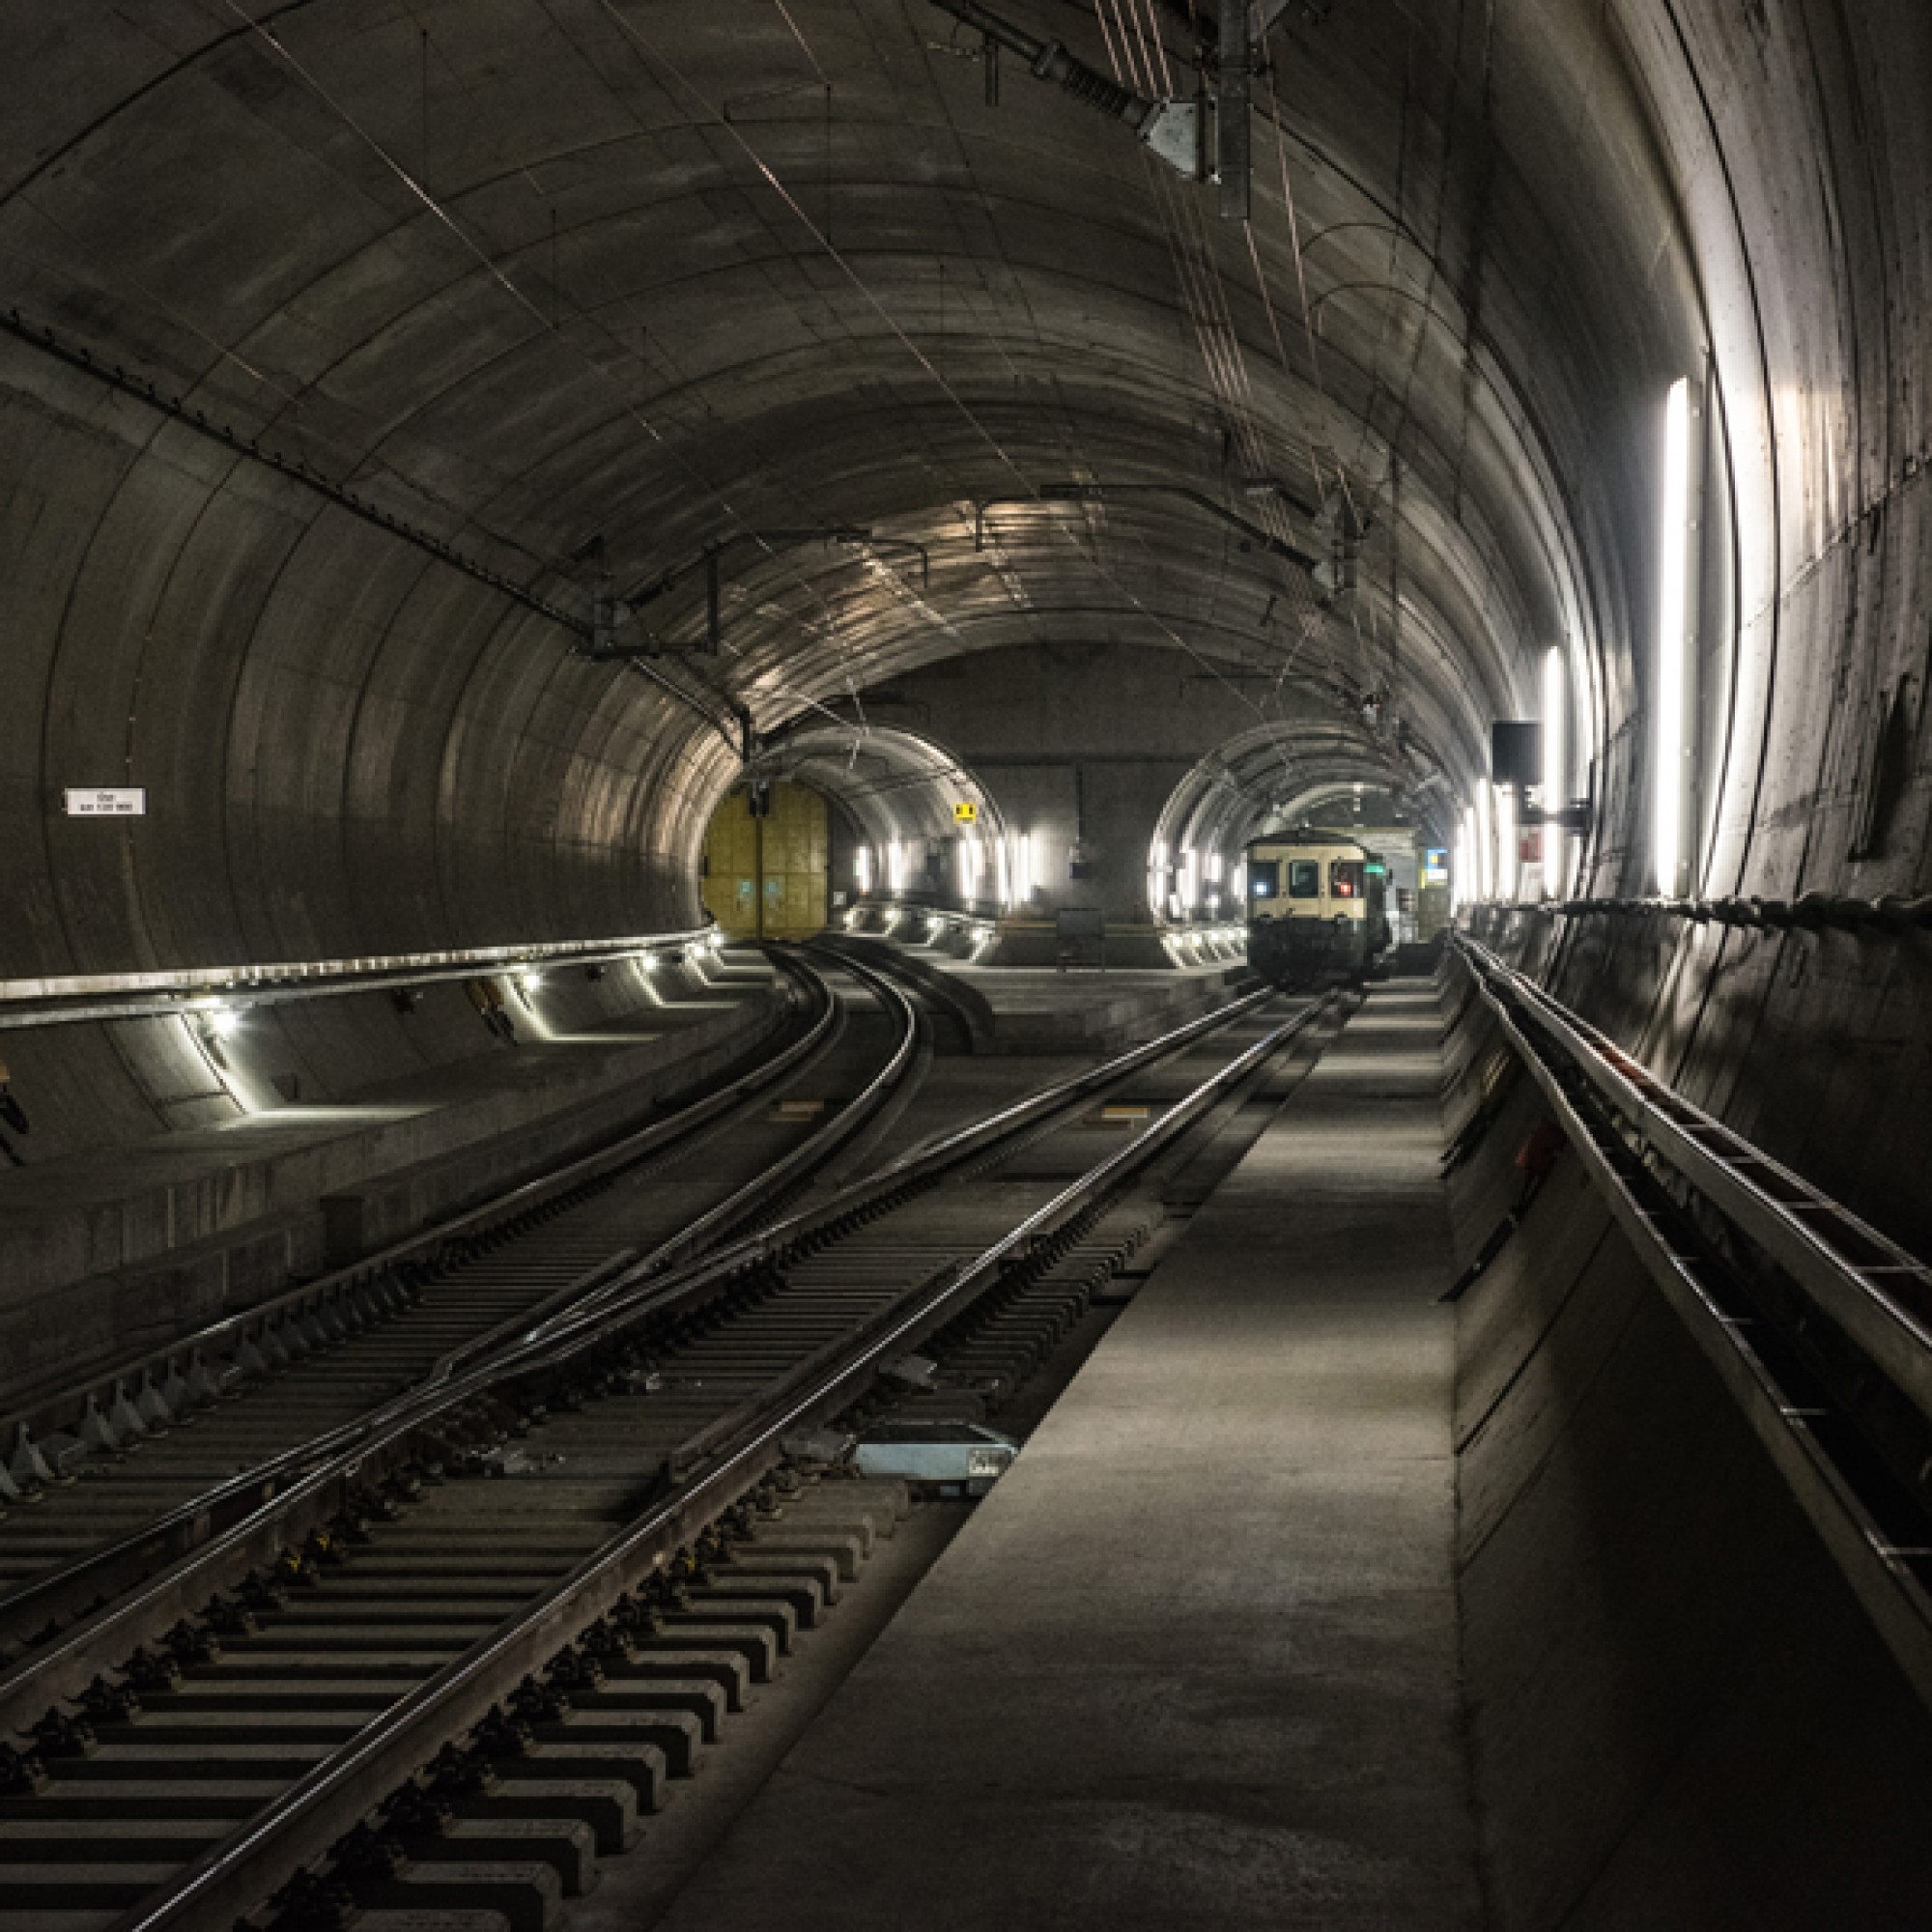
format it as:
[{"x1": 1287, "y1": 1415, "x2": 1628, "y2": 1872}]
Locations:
[
  {"x1": 1440, "y1": 977, "x2": 1932, "y2": 1932},
  {"x1": 1485, "y1": 906, "x2": 1932, "y2": 1303}
]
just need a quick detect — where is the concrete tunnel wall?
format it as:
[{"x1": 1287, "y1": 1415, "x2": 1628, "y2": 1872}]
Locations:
[
  {"x1": 1479, "y1": 0, "x2": 1932, "y2": 1273},
  {"x1": 0, "y1": 320, "x2": 729, "y2": 1158},
  {"x1": 1439, "y1": 976, "x2": 1932, "y2": 1932},
  {"x1": 0, "y1": 0, "x2": 1620, "y2": 1095},
  {"x1": 0, "y1": 3, "x2": 1908, "y2": 1175},
  {"x1": 853, "y1": 643, "x2": 1421, "y2": 928},
  {"x1": 0, "y1": 0, "x2": 1928, "y2": 1777}
]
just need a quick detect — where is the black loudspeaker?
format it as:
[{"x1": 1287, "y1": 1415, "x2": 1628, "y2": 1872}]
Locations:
[{"x1": 1491, "y1": 721, "x2": 1542, "y2": 786}]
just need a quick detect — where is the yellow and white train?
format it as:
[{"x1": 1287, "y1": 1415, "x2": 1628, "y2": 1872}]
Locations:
[{"x1": 1243, "y1": 829, "x2": 1393, "y2": 986}]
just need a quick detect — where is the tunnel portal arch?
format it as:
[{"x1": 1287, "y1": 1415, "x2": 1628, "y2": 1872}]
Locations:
[{"x1": 1146, "y1": 724, "x2": 1448, "y2": 928}]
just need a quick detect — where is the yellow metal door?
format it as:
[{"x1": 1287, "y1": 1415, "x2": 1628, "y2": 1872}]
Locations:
[{"x1": 700, "y1": 782, "x2": 829, "y2": 940}]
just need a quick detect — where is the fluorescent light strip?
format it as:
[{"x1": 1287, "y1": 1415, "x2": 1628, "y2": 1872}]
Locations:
[
  {"x1": 1655, "y1": 377, "x2": 1691, "y2": 894},
  {"x1": 1494, "y1": 783, "x2": 1518, "y2": 904},
  {"x1": 1543, "y1": 644, "x2": 1566, "y2": 898}
]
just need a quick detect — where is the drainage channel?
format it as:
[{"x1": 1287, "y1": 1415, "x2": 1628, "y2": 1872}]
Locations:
[{"x1": 0, "y1": 989, "x2": 1334, "y2": 1932}]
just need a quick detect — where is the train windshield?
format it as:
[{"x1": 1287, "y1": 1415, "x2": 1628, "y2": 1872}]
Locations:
[
  {"x1": 1248, "y1": 860, "x2": 1279, "y2": 899},
  {"x1": 1288, "y1": 860, "x2": 1321, "y2": 898},
  {"x1": 1330, "y1": 860, "x2": 1364, "y2": 899}
]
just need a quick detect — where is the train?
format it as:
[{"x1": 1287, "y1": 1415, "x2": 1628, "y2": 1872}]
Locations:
[{"x1": 1242, "y1": 829, "x2": 1393, "y2": 986}]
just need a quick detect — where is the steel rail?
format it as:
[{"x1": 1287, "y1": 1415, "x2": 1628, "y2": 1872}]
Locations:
[
  {"x1": 1450, "y1": 940, "x2": 1932, "y2": 1711},
  {"x1": 0, "y1": 951, "x2": 871, "y2": 1665},
  {"x1": 517, "y1": 964, "x2": 1278, "y2": 1358},
  {"x1": 0, "y1": 970, "x2": 1270, "y2": 1735},
  {"x1": 1455, "y1": 935, "x2": 1932, "y2": 1432},
  {"x1": 105, "y1": 989, "x2": 1336, "y2": 1932},
  {"x1": 0, "y1": 951, "x2": 819, "y2": 1481},
  {"x1": 537, "y1": 943, "x2": 925, "y2": 1299}
]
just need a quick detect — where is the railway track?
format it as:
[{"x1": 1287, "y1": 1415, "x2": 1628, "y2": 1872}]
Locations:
[
  {"x1": 0, "y1": 949, "x2": 918, "y2": 1662},
  {"x1": 0, "y1": 962, "x2": 1335, "y2": 1932}
]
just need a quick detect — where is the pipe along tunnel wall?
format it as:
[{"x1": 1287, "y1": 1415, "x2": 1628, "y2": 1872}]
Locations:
[{"x1": 1439, "y1": 979, "x2": 1932, "y2": 1931}]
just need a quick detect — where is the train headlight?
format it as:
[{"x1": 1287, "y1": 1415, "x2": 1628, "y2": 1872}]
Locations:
[{"x1": 966, "y1": 1448, "x2": 1009, "y2": 1479}]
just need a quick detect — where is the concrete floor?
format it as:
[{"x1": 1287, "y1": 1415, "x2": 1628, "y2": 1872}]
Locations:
[{"x1": 653, "y1": 984, "x2": 1483, "y2": 1931}]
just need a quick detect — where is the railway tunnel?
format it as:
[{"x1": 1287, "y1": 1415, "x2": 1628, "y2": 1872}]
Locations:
[{"x1": 0, "y1": 2, "x2": 1929, "y2": 1927}]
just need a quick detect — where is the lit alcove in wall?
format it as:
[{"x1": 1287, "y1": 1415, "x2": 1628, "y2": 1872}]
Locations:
[{"x1": 700, "y1": 781, "x2": 830, "y2": 941}]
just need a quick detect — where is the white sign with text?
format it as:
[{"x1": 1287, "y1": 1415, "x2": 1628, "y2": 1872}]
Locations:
[{"x1": 63, "y1": 788, "x2": 148, "y2": 817}]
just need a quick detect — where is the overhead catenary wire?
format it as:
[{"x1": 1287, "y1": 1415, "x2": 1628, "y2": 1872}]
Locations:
[
  {"x1": 177, "y1": 0, "x2": 1404, "y2": 804},
  {"x1": 208, "y1": 0, "x2": 911, "y2": 741},
  {"x1": 583, "y1": 0, "x2": 1350, "y2": 770},
  {"x1": 1087, "y1": 0, "x2": 1325, "y2": 799}
]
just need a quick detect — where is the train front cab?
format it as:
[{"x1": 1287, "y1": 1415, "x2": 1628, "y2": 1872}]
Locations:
[{"x1": 1245, "y1": 845, "x2": 1388, "y2": 987}]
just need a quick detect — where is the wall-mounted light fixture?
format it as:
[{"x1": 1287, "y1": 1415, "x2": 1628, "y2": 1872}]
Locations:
[
  {"x1": 1655, "y1": 376, "x2": 1695, "y2": 895},
  {"x1": 184, "y1": 1007, "x2": 251, "y2": 1110},
  {"x1": 1455, "y1": 806, "x2": 1476, "y2": 911},
  {"x1": 1542, "y1": 645, "x2": 1567, "y2": 898},
  {"x1": 1007, "y1": 831, "x2": 1035, "y2": 905},
  {"x1": 1147, "y1": 837, "x2": 1172, "y2": 920}
]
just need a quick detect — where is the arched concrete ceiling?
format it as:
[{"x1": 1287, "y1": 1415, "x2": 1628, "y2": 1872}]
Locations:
[
  {"x1": 1, "y1": 0, "x2": 1918, "y2": 982},
  {"x1": 751, "y1": 720, "x2": 1001, "y2": 849},
  {"x1": 1151, "y1": 716, "x2": 1432, "y2": 865}
]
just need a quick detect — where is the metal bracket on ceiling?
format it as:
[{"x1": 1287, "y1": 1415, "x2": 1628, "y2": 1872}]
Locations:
[
  {"x1": 565, "y1": 534, "x2": 753, "y2": 755},
  {"x1": 1309, "y1": 483, "x2": 1371, "y2": 603},
  {"x1": 926, "y1": 0, "x2": 1226, "y2": 187}
]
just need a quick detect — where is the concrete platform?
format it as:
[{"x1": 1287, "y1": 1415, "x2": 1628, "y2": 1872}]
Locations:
[{"x1": 654, "y1": 984, "x2": 1482, "y2": 1931}]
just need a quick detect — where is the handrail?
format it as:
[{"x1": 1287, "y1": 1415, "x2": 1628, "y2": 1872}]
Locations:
[
  {"x1": 1454, "y1": 934, "x2": 1932, "y2": 1428},
  {"x1": 105, "y1": 986, "x2": 1335, "y2": 1932},
  {"x1": 0, "y1": 925, "x2": 722, "y2": 1030},
  {"x1": 1486, "y1": 891, "x2": 1932, "y2": 934}
]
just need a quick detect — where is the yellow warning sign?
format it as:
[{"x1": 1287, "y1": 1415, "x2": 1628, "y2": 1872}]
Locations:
[{"x1": 953, "y1": 802, "x2": 978, "y2": 823}]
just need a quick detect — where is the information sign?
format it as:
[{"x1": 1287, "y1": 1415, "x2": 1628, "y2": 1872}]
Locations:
[{"x1": 64, "y1": 787, "x2": 147, "y2": 817}]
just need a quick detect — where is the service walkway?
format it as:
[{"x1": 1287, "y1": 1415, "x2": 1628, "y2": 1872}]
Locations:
[{"x1": 655, "y1": 984, "x2": 1483, "y2": 1930}]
